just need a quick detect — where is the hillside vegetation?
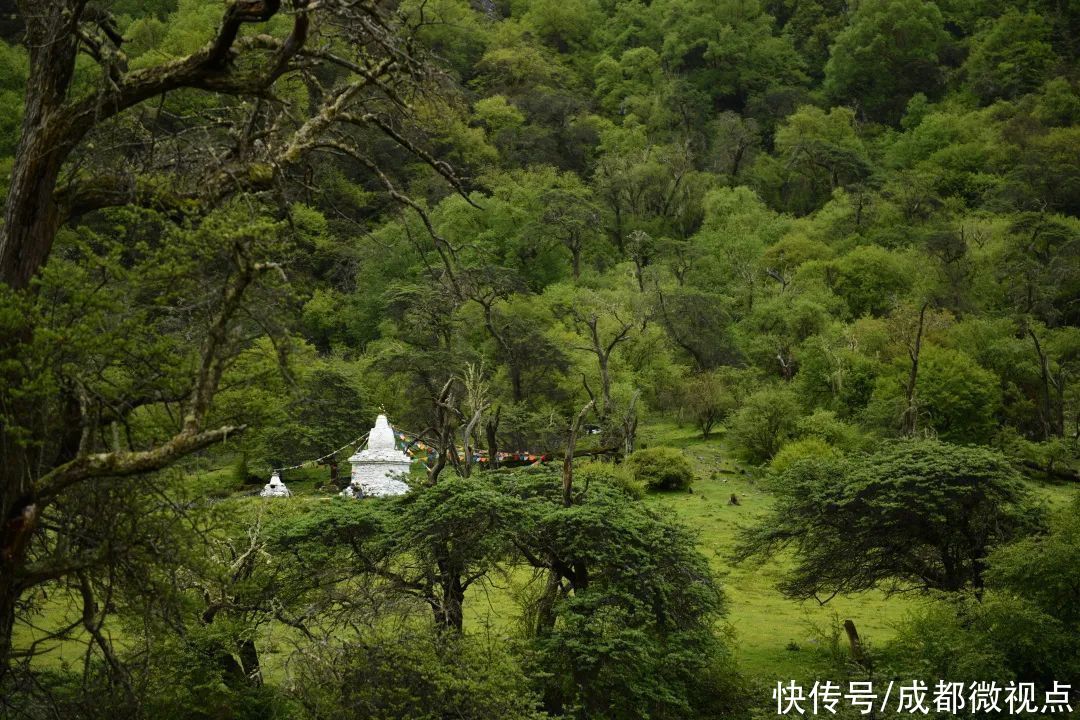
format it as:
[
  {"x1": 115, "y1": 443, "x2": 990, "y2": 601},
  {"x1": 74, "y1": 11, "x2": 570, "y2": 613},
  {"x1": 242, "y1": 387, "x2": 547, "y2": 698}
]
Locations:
[{"x1": 1, "y1": 0, "x2": 1078, "y2": 717}]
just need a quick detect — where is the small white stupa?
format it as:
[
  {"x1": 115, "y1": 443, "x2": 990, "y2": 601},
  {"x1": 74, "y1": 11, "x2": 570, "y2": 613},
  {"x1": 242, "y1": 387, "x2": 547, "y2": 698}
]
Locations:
[
  {"x1": 261, "y1": 470, "x2": 291, "y2": 497},
  {"x1": 343, "y1": 414, "x2": 412, "y2": 497}
]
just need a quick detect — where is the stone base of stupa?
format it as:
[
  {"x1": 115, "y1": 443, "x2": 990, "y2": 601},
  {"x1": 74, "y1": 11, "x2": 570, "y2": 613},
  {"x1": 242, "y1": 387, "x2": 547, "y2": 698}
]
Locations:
[{"x1": 346, "y1": 462, "x2": 412, "y2": 497}]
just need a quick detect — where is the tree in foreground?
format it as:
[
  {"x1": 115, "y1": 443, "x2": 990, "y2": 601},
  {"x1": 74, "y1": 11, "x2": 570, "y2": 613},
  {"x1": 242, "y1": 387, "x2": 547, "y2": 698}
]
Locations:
[
  {"x1": 0, "y1": 0, "x2": 460, "y2": 677},
  {"x1": 891, "y1": 497, "x2": 1080, "y2": 687},
  {"x1": 735, "y1": 440, "x2": 1044, "y2": 601}
]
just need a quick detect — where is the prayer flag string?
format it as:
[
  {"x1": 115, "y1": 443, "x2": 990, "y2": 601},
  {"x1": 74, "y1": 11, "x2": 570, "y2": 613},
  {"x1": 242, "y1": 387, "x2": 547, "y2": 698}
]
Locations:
[
  {"x1": 271, "y1": 423, "x2": 556, "y2": 479},
  {"x1": 394, "y1": 428, "x2": 551, "y2": 464},
  {"x1": 273, "y1": 431, "x2": 370, "y2": 473}
]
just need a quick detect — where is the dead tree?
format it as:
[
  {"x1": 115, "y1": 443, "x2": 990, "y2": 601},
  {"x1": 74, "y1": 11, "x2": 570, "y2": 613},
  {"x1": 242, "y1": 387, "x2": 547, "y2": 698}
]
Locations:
[
  {"x1": 427, "y1": 379, "x2": 459, "y2": 485},
  {"x1": 900, "y1": 302, "x2": 929, "y2": 437},
  {"x1": 562, "y1": 401, "x2": 595, "y2": 507},
  {"x1": 1029, "y1": 327, "x2": 1066, "y2": 439},
  {"x1": 485, "y1": 406, "x2": 501, "y2": 470}
]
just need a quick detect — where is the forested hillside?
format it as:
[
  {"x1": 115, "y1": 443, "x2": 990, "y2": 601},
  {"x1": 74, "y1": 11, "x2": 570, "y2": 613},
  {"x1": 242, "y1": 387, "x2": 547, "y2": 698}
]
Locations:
[{"x1": 1, "y1": 0, "x2": 1078, "y2": 717}]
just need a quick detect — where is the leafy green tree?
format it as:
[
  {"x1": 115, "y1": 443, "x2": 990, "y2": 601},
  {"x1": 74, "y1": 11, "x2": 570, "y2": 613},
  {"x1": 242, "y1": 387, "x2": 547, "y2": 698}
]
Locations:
[
  {"x1": 685, "y1": 185, "x2": 787, "y2": 314},
  {"x1": 964, "y1": 11, "x2": 1057, "y2": 104},
  {"x1": 1034, "y1": 77, "x2": 1080, "y2": 126},
  {"x1": 892, "y1": 501, "x2": 1080, "y2": 687},
  {"x1": 766, "y1": 0, "x2": 848, "y2": 79},
  {"x1": 736, "y1": 291, "x2": 835, "y2": 379},
  {"x1": 517, "y1": 0, "x2": 603, "y2": 52},
  {"x1": 726, "y1": 385, "x2": 802, "y2": 463},
  {"x1": 0, "y1": 0, "x2": 463, "y2": 673},
  {"x1": 794, "y1": 321, "x2": 884, "y2": 416},
  {"x1": 867, "y1": 345, "x2": 1001, "y2": 442},
  {"x1": 546, "y1": 281, "x2": 644, "y2": 423},
  {"x1": 273, "y1": 478, "x2": 514, "y2": 632},
  {"x1": 823, "y1": 0, "x2": 948, "y2": 123},
  {"x1": 653, "y1": 284, "x2": 742, "y2": 370},
  {"x1": 995, "y1": 213, "x2": 1080, "y2": 325},
  {"x1": 293, "y1": 627, "x2": 547, "y2": 720},
  {"x1": 736, "y1": 441, "x2": 1044, "y2": 599},
  {"x1": 683, "y1": 371, "x2": 737, "y2": 438},
  {"x1": 500, "y1": 473, "x2": 745, "y2": 719},
  {"x1": 772, "y1": 105, "x2": 873, "y2": 213},
  {"x1": 829, "y1": 245, "x2": 915, "y2": 317},
  {"x1": 593, "y1": 47, "x2": 669, "y2": 128},
  {"x1": 707, "y1": 111, "x2": 762, "y2": 184},
  {"x1": 1018, "y1": 127, "x2": 1080, "y2": 216},
  {"x1": 653, "y1": 0, "x2": 806, "y2": 111}
]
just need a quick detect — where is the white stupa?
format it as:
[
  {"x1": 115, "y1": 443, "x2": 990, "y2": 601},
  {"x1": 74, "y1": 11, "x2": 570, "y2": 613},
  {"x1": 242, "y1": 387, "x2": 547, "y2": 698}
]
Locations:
[
  {"x1": 343, "y1": 414, "x2": 412, "y2": 497},
  {"x1": 260, "y1": 470, "x2": 291, "y2": 497}
]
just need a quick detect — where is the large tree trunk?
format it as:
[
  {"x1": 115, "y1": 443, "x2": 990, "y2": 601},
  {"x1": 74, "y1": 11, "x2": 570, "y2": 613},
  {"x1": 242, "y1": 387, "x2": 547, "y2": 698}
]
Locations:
[
  {"x1": 434, "y1": 549, "x2": 465, "y2": 632},
  {"x1": 0, "y1": 2, "x2": 80, "y2": 289},
  {"x1": 0, "y1": 17, "x2": 79, "y2": 660},
  {"x1": 0, "y1": 132, "x2": 68, "y2": 290},
  {"x1": 0, "y1": 493, "x2": 39, "y2": 679},
  {"x1": 0, "y1": 575, "x2": 17, "y2": 679},
  {"x1": 562, "y1": 401, "x2": 593, "y2": 507},
  {"x1": 237, "y1": 638, "x2": 262, "y2": 686}
]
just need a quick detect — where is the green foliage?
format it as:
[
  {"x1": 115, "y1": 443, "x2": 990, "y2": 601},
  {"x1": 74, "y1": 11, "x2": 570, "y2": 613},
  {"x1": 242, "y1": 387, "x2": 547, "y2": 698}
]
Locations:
[
  {"x1": 1034, "y1": 77, "x2": 1080, "y2": 126},
  {"x1": 773, "y1": 105, "x2": 872, "y2": 213},
  {"x1": 823, "y1": 0, "x2": 948, "y2": 122},
  {"x1": 293, "y1": 628, "x2": 546, "y2": 720},
  {"x1": 829, "y1": 245, "x2": 914, "y2": 318},
  {"x1": 768, "y1": 436, "x2": 838, "y2": 475},
  {"x1": 795, "y1": 408, "x2": 868, "y2": 451},
  {"x1": 575, "y1": 459, "x2": 645, "y2": 499},
  {"x1": 683, "y1": 371, "x2": 737, "y2": 438},
  {"x1": 6, "y1": 0, "x2": 1080, "y2": 711},
  {"x1": 737, "y1": 441, "x2": 1045, "y2": 598},
  {"x1": 964, "y1": 11, "x2": 1057, "y2": 104},
  {"x1": 867, "y1": 345, "x2": 1001, "y2": 442},
  {"x1": 0, "y1": 42, "x2": 27, "y2": 156},
  {"x1": 499, "y1": 474, "x2": 745, "y2": 719},
  {"x1": 726, "y1": 385, "x2": 802, "y2": 464},
  {"x1": 892, "y1": 505, "x2": 1080, "y2": 687},
  {"x1": 986, "y1": 501, "x2": 1080, "y2": 628},
  {"x1": 626, "y1": 447, "x2": 696, "y2": 491}
]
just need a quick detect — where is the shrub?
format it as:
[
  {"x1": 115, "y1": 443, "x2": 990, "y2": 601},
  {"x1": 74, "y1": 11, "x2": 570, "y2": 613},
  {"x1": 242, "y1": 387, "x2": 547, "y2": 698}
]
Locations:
[
  {"x1": 769, "y1": 437, "x2": 838, "y2": 476},
  {"x1": 796, "y1": 409, "x2": 868, "y2": 451},
  {"x1": 625, "y1": 447, "x2": 695, "y2": 491},
  {"x1": 576, "y1": 460, "x2": 645, "y2": 499},
  {"x1": 726, "y1": 385, "x2": 802, "y2": 464}
]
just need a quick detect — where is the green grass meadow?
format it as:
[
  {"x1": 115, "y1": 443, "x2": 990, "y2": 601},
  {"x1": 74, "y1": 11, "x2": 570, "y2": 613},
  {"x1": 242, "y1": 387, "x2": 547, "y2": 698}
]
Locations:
[{"x1": 14, "y1": 421, "x2": 1077, "y2": 687}]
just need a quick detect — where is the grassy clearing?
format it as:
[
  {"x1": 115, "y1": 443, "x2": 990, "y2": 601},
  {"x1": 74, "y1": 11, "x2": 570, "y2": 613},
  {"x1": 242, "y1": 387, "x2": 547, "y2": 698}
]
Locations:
[
  {"x1": 15, "y1": 425, "x2": 1078, "y2": 687},
  {"x1": 636, "y1": 422, "x2": 922, "y2": 681}
]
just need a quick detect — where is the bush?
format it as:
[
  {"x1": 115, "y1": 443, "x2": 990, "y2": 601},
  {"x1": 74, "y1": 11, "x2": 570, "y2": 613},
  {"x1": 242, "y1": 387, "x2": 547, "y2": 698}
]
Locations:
[
  {"x1": 576, "y1": 459, "x2": 645, "y2": 499},
  {"x1": 726, "y1": 386, "x2": 802, "y2": 464},
  {"x1": 625, "y1": 447, "x2": 695, "y2": 491},
  {"x1": 796, "y1": 409, "x2": 868, "y2": 451},
  {"x1": 769, "y1": 437, "x2": 838, "y2": 476}
]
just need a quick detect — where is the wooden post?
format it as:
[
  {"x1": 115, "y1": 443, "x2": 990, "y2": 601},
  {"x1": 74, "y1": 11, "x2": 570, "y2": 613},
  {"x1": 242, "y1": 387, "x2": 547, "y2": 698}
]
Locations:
[{"x1": 844, "y1": 619, "x2": 870, "y2": 668}]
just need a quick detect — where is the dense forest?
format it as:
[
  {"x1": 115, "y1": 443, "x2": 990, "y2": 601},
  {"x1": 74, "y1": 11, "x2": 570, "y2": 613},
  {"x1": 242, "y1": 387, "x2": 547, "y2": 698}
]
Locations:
[{"x1": 0, "y1": 0, "x2": 1078, "y2": 717}]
